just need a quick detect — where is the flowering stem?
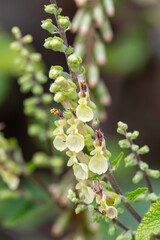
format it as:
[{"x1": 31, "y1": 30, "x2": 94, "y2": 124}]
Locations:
[
  {"x1": 123, "y1": 129, "x2": 153, "y2": 194},
  {"x1": 106, "y1": 168, "x2": 142, "y2": 223}
]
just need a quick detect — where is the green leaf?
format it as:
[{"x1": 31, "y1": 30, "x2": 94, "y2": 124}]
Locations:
[
  {"x1": 136, "y1": 198, "x2": 160, "y2": 240},
  {"x1": 126, "y1": 187, "x2": 148, "y2": 202},
  {"x1": 111, "y1": 152, "x2": 124, "y2": 170}
]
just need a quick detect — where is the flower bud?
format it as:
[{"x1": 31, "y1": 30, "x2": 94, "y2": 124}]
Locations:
[
  {"x1": 33, "y1": 152, "x2": 48, "y2": 167},
  {"x1": 88, "y1": 64, "x2": 99, "y2": 88},
  {"x1": 20, "y1": 81, "x2": 33, "y2": 93},
  {"x1": 10, "y1": 41, "x2": 22, "y2": 51},
  {"x1": 74, "y1": 0, "x2": 87, "y2": 7},
  {"x1": 75, "y1": 204, "x2": 86, "y2": 214},
  {"x1": 138, "y1": 145, "x2": 150, "y2": 155},
  {"x1": 44, "y1": 37, "x2": 66, "y2": 52},
  {"x1": 147, "y1": 169, "x2": 160, "y2": 179},
  {"x1": 131, "y1": 144, "x2": 139, "y2": 151},
  {"x1": 68, "y1": 79, "x2": 77, "y2": 89},
  {"x1": 84, "y1": 134, "x2": 93, "y2": 147},
  {"x1": 139, "y1": 161, "x2": 148, "y2": 171},
  {"x1": 62, "y1": 89, "x2": 78, "y2": 100},
  {"x1": 54, "y1": 92, "x2": 66, "y2": 103},
  {"x1": 147, "y1": 193, "x2": 158, "y2": 202},
  {"x1": 55, "y1": 76, "x2": 68, "y2": 86},
  {"x1": 63, "y1": 111, "x2": 73, "y2": 119},
  {"x1": 11, "y1": 26, "x2": 21, "y2": 39},
  {"x1": 132, "y1": 171, "x2": 143, "y2": 184},
  {"x1": 79, "y1": 12, "x2": 92, "y2": 35},
  {"x1": 94, "y1": 40, "x2": 107, "y2": 65},
  {"x1": 67, "y1": 54, "x2": 82, "y2": 72},
  {"x1": 74, "y1": 41, "x2": 86, "y2": 59},
  {"x1": 67, "y1": 189, "x2": 76, "y2": 200},
  {"x1": 32, "y1": 84, "x2": 43, "y2": 95},
  {"x1": 72, "y1": 197, "x2": 79, "y2": 204},
  {"x1": 108, "y1": 224, "x2": 117, "y2": 235},
  {"x1": 30, "y1": 53, "x2": 42, "y2": 62},
  {"x1": 36, "y1": 72, "x2": 47, "y2": 84},
  {"x1": 100, "y1": 19, "x2": 113, "y2": 42},
  {"x1": 41, "y1": 19, "x2": 57, "y2": 34},
  {"x1": 85, "y1": 124, "x2": 94, "y2": 136},
  {"x1": 88, "y1": 205, "x2": 94, "y2": 211},
  {"x1": 58, "y1": 16, "x2": 71, "y2": 29},
  {"x1": 93, "y1": 4, "x2": 104, "y2": 27},
  {"x1": 72, "y1": 9, "x2": 85, "y2": 32},
  {"x1": 103, "y1": 0, "x2": 115, "y2": 17},
  {"x1": 49, "y1": 66, "x2": 63, "y2": 80},
  {"x1": 42, "y1": 94, "x2": 52, "y2": 104},
  {"x1": 119, "y1": 139, "x2": 130, "y2": 149},
  {"x1": 22, "y1": 34, "x2": 33, "y2": 44},
  {"x1": 44, "y1": 4, "x2": 57, "y2": 14}
]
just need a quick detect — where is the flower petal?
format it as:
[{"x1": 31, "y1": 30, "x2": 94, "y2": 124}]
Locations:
[
  {"x1": 89, "y1": 153, "x2": 108, "y2": 174},
  {"x1": 82, "y1": 186, "x2": 95, "y2": 204},
  {"x1": 76, "y1": 104, "x2": 94, "y2": 122},
  {"x1": 53, "y1": 134, "x2": 67, "y2": 151},
  {"x1": 66, "y1": 133, "x2": 84, "y2": 153},
  {"x1": 73, "y1": 162, "x2": 88, "y2": 180}
]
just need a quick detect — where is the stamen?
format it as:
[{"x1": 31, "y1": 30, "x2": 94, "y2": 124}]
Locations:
[
  {"x1": 96, "y1": 129, "x2": 103, "y2": 146},
  {"x1": 50, "y1": 108, "x2": 64, "y2": 119}
]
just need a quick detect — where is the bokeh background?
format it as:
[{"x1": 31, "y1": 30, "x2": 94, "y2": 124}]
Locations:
[{"x1": 0, "y1": 0, "x2": 160, "y2": 239}]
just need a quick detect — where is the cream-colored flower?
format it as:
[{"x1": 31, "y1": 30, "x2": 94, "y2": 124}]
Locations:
[
  {"x1": 89, "y1": 147, "x2": 108, "y2": 174},
  {"x1": 107, "y1": 206, "x2": 118, "y2": 219},
  {"x1": 76, "y1": 94, "x2": 94, "y2": 123},
  {"x1": 82, "y1": 186, "x2": 95, "y2": 204},
  {"x1": 53, "y1": 134, "x2": 67, "y2": 151},
  {"x1": 66, "y1": 132, "x2": 84, "y2": 153},
  {"x1": 73, "y1": 162, "x2": 88, "y2": 180},
  {"x1": 53, "y1": 119, "x2": 67, "y2": 135},
  {"x1": 66, "y1": 151, "x2": 78, "y2": 166}
]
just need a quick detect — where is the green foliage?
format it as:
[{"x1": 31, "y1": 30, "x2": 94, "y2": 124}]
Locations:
[
  {"x1": 136, "y1": 198, "x2": 160, "y2": 240},
  {"x1": 111, "y1": 152, "x2": 124, "y2": 170},
  {"x1": 125, "y1": 188, "x2": 148, "y2": 202}
]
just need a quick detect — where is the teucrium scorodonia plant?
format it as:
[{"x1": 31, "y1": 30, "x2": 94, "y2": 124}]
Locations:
[{"x1": 2, "y1": 0, "x2": 160, "y2": 239}]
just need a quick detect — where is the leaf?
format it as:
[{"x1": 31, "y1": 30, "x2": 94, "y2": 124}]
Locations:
[
  {"x1": 126, "y1": 188, "x2": 148, "y2": 202},
  {"x1": 67, "y1": 45, "x2": 73, "y2": 55},
  {"x1": 136, "y1": 198, "x2": 160, "y2": 240},
  {"x1": 111, "y1": 152, "x2": 123, "y2": 170}
]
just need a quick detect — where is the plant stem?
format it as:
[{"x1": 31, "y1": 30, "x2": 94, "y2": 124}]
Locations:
[
  {"x1": 123, "y1": 129, "x2": 153, "y2": 194},
  {"x1": 107, "y1": 168, "x2": 142, "y2": 223}
]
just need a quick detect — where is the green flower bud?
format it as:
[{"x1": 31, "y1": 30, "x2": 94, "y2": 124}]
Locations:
[
  {"x1": 67, "y1": 189, "x2": 76, "y2": 200},
  {"x1": 28, "y1": 124, "x2": 41, "y2": 137},
  {"x1": 138, "y1": 145, "x2": 150, "y2": 155},
  {"x1": 49, "y1": 66, "x2": 63, "y2": 80},
  {"x1": 67, "y1": 79, "x2": 77, "y2": 89},
  {"x1": 36, "y1": 72, "x2": 47, "y2": 84},
  {"x1": 30, "y1": 53, "x2": 42, "y2": 62},
  {"x1": 33, "y1": 152, "x2": 48, "y2": 167},
  {"x1": 67, "y1": 54, "x2": 82, "y2": 72},
  {"x1": 94, "y1": 40, "x2": 107, "y2": 66},
  {"x1": 55, "y1": 76, "x2": 68, "y2": 86},
  {"x1": 147, "y1": 169, "x2": 160, "y2": 179},
  {"x1": 147, "y1": 193, "x2": 158, "y2": 202},
  {"x1": 93, "y1": 4, "x2": 104, "y2": 27},
  {"x1": 103, "y1": 0, "x2": 115, "y2": 17},
  {"x1": 117, "y1": 121, "x2": 128, "y2": 130},
  {"x1": 63, "y1": 111, "x2": 73, "y2": 119},
  {"x1": 88, "y1": 64, "x2": 99, "y2": 88},
  {"x1": 72, "y1": 9, "x2": 85, "y2": 32},
  {"x1": 100, "y1": 19, "x2": 113, "y2": 42},
  {"x1": 74, "y1": 41, "x2": 86, "y2": 59},
  {"x1": 118, "y1": 139, "x2": 130, "y2": 149},
  {"x1": 20, "y1": 81, "x2": 33, "y2": 93},
  {"x1": 41, "y1": 19, "x2": 57, "y2": 34},
  {"x1": 44, "y1": 4, "x2": 57, "y2": 14},
  {"x1": 84, "y1": 134, "x2": 93, "y2": 147},
  {"x1": 49, "y1": 83, "x2": 61, "y2": 93},
  {"x1": 72, "y1": 197, "x2": 79, "y2": 204},
  {"x1": 108, "y1": 224, "x2": 117, "y2": 236},
  {"x1": 117, "y1": 207, "x2": 124, "y2": 216},
  {"x1": 75, "y1": 204, "x2": 86, "y2": 214},
  {"x1": 131, "y1": 130, "x2": 139, "y2": 139},
  {"x1": 18, "y1": 74, "x2": 31, "y2": 85},
  {"x1": 42, "y1": 94, "x2": 52, "y2": 104},
  {"x1": 131, "y1": 144, "x2": 139, "y2": 151},
  {"x1": 44, "y1": 37, "x2": 66, "y2": 52},
  {"x1": 54, "y1": 92, "x2": 66, "y2": 103},
  {"x1": 132, "y1": 171, "x2": 143, "y2": 184},
  {"x1": 79, "y1": 193, "x2": 85, "y2": 201},
  {"x1": 58, "y1": 16, "x2": 71, "y2": 29},
  {"x1": 34, "y1": 109, "x2": 47, "y2": 121},
  {"x1": 22, "y1": 34, "x2": 33, "y2": 44},
  {"x1": 10, "y1": 41, "x2": 22, "y2": 51},
  {"x1": 11, "y1": 26, "x2": 21, "y2": 39},
  {"x1": 32, "y1": 84, "x2": 43, "y2": 95},
  {"x1": 139, "y1": 161, "x2": 149, "y2": 171},
  {"x1": 79, "y1": 12, "x2": 92, "y2": 35},
  {"x1": 62, "y1": 89, "x2": 78, "y2": 100},
  {"x1": 88, "y1": 205, "x2": 94, "y2": 212}
]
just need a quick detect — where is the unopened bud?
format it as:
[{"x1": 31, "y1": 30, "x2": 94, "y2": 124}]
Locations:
[
  {"x1": 132, "y1": 171, "x2": 143, "y2": 184},
  {"x1": 100, "y1": 20, "x2": 113, "y2": 42},
  {"x1": 44, "y1": 37, "x2": 66, "y2": 52},
  {"x1": 67, "y1": 54, "x2": 82, "y2": 72},
  {"x1": 94, "y1": 40, "x2": 107, "y2": 65},
  {"x1": 11, "y1": 26, "x2": 21, "y2": 39},
  {"x1": 44, "y1": 4, "x2": 57, "y2": 14},
  {"x1": 49, "y1": 66, "x2": 63, "y2": 80},
  {"x1": 72, "y1": 9, "x2": 85, "y2": 32},
  {"x1": 138, "y1": 145, "x2": 150, "y2": 155},
  {"x1": 79, "y1": 12, "x2": 92, "y2": 35},
  {"x1": 74, "y1": 0, "x2": 87, "y2": 7},
  {"x1": 22, "y1": 34, "x2": 33, "y2": 44},
  {"x1": 93, "y1": 4, "x2": 104, "y2": 27},
  {"x1": 103, "y1": 0, "x2": 115, "y2": 17},
  {"x1": 131, "y1": 144, "x2": 139, "y2": 151},
  {"x1": 54, "y1": 92, "x2": 66, "y2": 103},
  {"x1": 41, "y1": 19, "x2": 57, "y2": 34},
  {"x1": 147, "y1": 169, "x2": 160, "y2": 179},
  {"x1": 139, "y1": 161, "x2": 148, "y2": 171},
  {"x1": 58, "y1": 16, "x2": 71, "y2": 29},
  {"x1": 88, "y1": 64, "x2": 99, "y2": 88},
  {"x1": 119, "y1": 139, "x2": 130, "y2": 149}
]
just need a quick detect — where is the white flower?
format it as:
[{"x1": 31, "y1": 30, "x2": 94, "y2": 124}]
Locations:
[
  {"x1": 82, "y1": 186, "x2": 95, "y2": 204},
  {"x1": 66, "y1": 151, "x2": 78, "y2": 166},
  {"x1": 89, "y1": 147, "x2": 108, "y2": 174},
  {"x1": 66, "y1": 132, "x2": 84, "y2": 153},
  {"x1": 73, "y1": 162, "x2": 88, "y2": 180},
  {"x1": 53, "y1": 134, "x2": 67, "y2": 151},
  {"x1": 76, "y1": 94, "x2": 94, "y2": 123}
]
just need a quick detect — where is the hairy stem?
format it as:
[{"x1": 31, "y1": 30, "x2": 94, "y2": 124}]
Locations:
[{"x1": 107, "y1": 168, "x2": 142, "y2": 223}]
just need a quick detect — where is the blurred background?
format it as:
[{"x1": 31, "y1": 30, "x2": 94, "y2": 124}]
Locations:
[{"x1": 0, "y1": 0, "x2": 160, "y2": 239}]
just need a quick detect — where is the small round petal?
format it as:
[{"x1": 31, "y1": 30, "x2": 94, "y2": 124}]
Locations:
[
  {"x1": 89, "y1": 153, "x2": 108, "y2": 174},
  {"x1": 107, "y1": 206, "x2": 118, "y2": 219},
  {"x1": 76, "y1": 104, "x2": 94, "y2": 122},
  {"x1": 53, "y1": 134, "x2": 67, "y2": 151},
  {"x1": 66, "y1": 133, "x2": 84, "y2": 153},
  {"x1": 82, "y1": 186, "x2": 95, "y2": 204},
  {"x1": 67, "y1": 155, "x2": 78, "y2": 167},
  {"x1": 73, "y1": 162, "x2": 88, "y2": 180}
]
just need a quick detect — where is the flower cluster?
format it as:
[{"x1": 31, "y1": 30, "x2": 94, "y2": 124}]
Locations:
[
  {"x1": 42, "y1": 2, "x2": 118, "y2": 220},
  {"x1": 72, "y1": 0, "x2": 114, "y2": 120}
]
